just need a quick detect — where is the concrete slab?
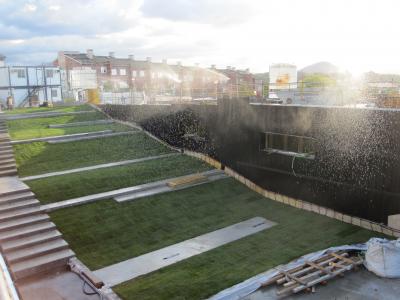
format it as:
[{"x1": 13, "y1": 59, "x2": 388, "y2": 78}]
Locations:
[
  {"x1": 41, "y1": 170, "x2": 226, "y2": 212},
  {"x1": 0, "y1": 177, "x2": 30, "y2": 196},
  {"x1": 11, "y1": 130, "x2": 113, "y2": 144},
  {"x1": 4, "y1": 110, "x2": 95, "y2": 120},
  {"x1": 242, "y1": 268, "x2": 400, "y2": 300},
  {"x1": 48, "y1": 131, "x2": 140, "y2": 144},
  {"x1": 21, "y1": 153, "x2": 179, "y2": 181},
  {"x1": 17, "y1": 270, "x2": 101, "y2": 300},
  {"x1": 94, "y1": 217, "x2": 276, "y2": 287},
  {"x1": 48, "y1": 119, "x2": 114, "y2": 128}
]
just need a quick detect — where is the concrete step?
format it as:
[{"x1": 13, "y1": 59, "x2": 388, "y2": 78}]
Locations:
[
  {"x1": 0, "y1": 199, "x2": 39, "y2": 214},
  {"x1": 0, "y1": 155, "x2": 14, "y2": 161},
  {"x1": 0, "y1": 163, "x2": 17, "y2": 172},
  {"x1": 0, "y1": 214, "x2": 49, "y2": 233},
  {"x1": 2, "y1": 229, "x2": 61, "y2": 253},
  {"x1": 0, "y1": 186, "x2": 32, "y2": 199},
  {"x1": 0, "y1": 206, "x2": 41, "y2": 223},
  {"x1": 7, "y1": 239, "x2": 69, "y2": 264},
  {"x1": 0, "y1": 169, "x2": 18, "y2": 177},
  {"x1": 0, "y1": 146, "x2": 12, "y2": 152},
  {"x1": 0, "y1": 159, "x2": 15, "y2": 166},
  {"x1": 0, "y1": 191, "x2": 36, "y2": 204},
  {"x1": 0, "y1": 150, "x2": 13, "y2": 156},
  {"x1": 11, "y1": 248, "x2": 75, "y2": 280},
  {"x1": 0, "y1": 221, "x2": 55, "y2": 242}
]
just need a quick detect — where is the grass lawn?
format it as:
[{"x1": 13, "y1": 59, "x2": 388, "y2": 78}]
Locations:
[
  {"x1": 49, "y1": 178, "x2": 385, "y2": 300},
  {"x1": 4, "y1": 104, "x2": 93, "y2": 114},
  {"x1": 6, "y1": 112, "x2": 125, "y2": 140},
  {"x1": 28, "y1": 155, "x2": 211, "y2": 203},
  {"x1": 14, "y1": 132, "x2": 174, "y2": 177}
]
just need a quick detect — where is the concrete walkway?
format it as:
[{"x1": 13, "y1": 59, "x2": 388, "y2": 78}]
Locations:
[
  {"x1": 94, "y1": 217, "x2": 276, "y2": 287},
  {"x1": 21, "y1": 153, "x2": 180, "y2": 181},
  {"x1": 4, "y1": 110, "x2": 95, "y2": 120},
  {"x1": 48, "y1": 119, "x2": 114, "y2": 128},
  {"x1": 11, "y1": 130, "x2": 113, "y2": 144},
  {"x1": 48, "y1": 131, "x2": 140, "y2": 144},
  {"x1": 42, "y1": 169, "x2": 227, "y2": 212}
]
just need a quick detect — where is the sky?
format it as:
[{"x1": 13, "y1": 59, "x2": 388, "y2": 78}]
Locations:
[{"x1": 1, "y1": 0, "x2": 400, "y2": 74}]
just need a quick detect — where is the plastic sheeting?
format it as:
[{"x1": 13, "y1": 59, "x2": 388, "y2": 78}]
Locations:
[
  {"x1": 364, "y1": 238, "x2": 400, "y2": 278},
  {"x1": 209, "y1": 243, "x2": 368, "y2": 300}
]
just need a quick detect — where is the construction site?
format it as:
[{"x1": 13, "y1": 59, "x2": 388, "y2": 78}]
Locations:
[{"x1": 0, "y1": 99, "x2": 398, "y2": 300}]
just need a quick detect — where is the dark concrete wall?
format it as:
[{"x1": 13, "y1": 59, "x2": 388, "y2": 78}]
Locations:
[{"x1": 101, "y1": 100, "x2": 400, "y2": 224}]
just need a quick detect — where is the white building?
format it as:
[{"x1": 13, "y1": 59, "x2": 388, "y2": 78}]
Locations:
[
  {"x1": 269, "y1": 63, "x2": 297, "y2": 91},
  {"x1": 0, "y1": 55, "x2": 62, "y2": 107}
]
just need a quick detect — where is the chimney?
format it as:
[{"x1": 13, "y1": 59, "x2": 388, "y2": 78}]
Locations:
[
  {"x1": 211, "y1": 64, "x2": 216, "y2": 69},
  {"x1": 146, "y1": 57, "x2": 152, "y2": 62},
  {"x1": 128, "y1": 54, "x2": 134, "y2": 61},
  {"x1": 87, "y1": 49, "x2": 94, "y2": 59},
  {"x1": 162, "y1": 59, "x2": 167, "y2": 64},
  {"x1": 109, "y1": 52, "x2": 115, "y2": 58},
  {"x1": 0, "y1": 54, "x2": 5, "y2": 67}
]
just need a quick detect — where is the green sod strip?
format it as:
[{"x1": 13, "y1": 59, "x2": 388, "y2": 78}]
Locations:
[
  {"x1": 49, "y1": 179, "x2": 384, "y2": 300},
  {"x1": 9, "y1": 123, "x2": 132, "y2": 140},
  {"x1": 28, "y1": 155, "x2": 211, "y2": 204},
  {"x1": 4, "y1": 104, "x2": 93, "y2": 115},
  {"x1": 14, "y1": 132, "x2": 173, "y2": 177},
  {"x1": 6, "y1": 112, "x2": 115, "y2": 140}
]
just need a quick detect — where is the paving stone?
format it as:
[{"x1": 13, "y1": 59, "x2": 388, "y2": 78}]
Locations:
[{"x1": 94, "y1": 217, "x2": 276, "y2": 286}]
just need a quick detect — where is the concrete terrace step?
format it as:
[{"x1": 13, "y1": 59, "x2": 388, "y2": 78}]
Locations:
[
  {"x1": 0, "y1": 150, "x2": 13, "y2": 156},
  {"x1": 0, "y1": 214, "x2": 49, "y2": 233},
  {"x1": 0, "y1": 159, "x2": 15, "y2": 166},
  {"x1": 0, "y1": 154, "x2": 14, "y2": 161},
  {"x1": 10, "y1": 248, "x2": 75, "y2": 280},
  {"x1": 0, "y1": 199, "x2": 39, "y2": 214},
  {"x1": 0, "y1": 206, "x2": 41, "y2": 223},
  {"x1": 0, "y1": 221, "x2": 55, "y2": 242},
  {"x1": 0, "y1": 191, "x2": 36, "y2": 204},
  {"x1": 0, "y1": 169, "x2": 18, "y2": 177},
  {"x1": 0, "y1": 163, "x2": 17, "y2": 172},
  {"x1": 2, "y1": 230, "x2": 61, "y2": 253},
  {"x1": 0, "y1": 178, "x2": 30, "y2": 198},
  {"x1": 7, "y1": 238, "x2": 69, "y2": 264}
]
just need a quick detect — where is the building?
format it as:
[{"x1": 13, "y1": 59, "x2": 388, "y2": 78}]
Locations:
[
  {"x1": 55, "y1": 50, "x2": 230, "y2": 104},
  {"x1": 217, "y1": 66, "x2": 256, "y2": 98},
  {"x1": 0, "y1": 55, "x2": 62, "y2": 107}
]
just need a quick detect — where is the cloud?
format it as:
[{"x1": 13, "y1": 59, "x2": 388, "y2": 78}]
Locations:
[
  {"x1": 140, "y1": 0, "x2": 255, "y2": 26},
  {"x1": 0, "y1": 0, "x2": 141, "y2": 38}
]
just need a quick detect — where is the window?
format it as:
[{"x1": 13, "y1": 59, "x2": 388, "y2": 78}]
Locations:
[
  {"x1": 111, "y1": 68, "x2": 117, "y2": 76},
  {"x1": 132, "y1": 70, "x2": 137, "y2": 77},
  {"x1": 100, "y1": 66, "x2": 107, "y2": 74},
  {"x1": 46, "y1": 69, "x2": 54, "y2": 78},
  {"x1": 120, "y1": 68, "x2": 126, "y2": 76},
  {"x1": 139, "y1": 70, "x2": 145, "y2": 77},
  {"x1": 51, "y1": 89, "x2": 58, "y2": 98},
  {"x1": 17, "y1": 69, "x2": 25, "y2": 78},
  {"x1": 261, "y1": 132, "x2": 316, "y2": 158}
]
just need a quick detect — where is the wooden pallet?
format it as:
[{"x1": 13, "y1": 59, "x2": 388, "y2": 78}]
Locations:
[{"x1": 260, "y1": 250, "x2": 363, "y2": 296}]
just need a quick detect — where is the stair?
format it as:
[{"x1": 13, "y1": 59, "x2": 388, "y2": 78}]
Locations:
[
  {"x1": 7, "y1": 239, "x2": 69, "y2": 264},
  {"x1": 0, "y1": 214, "x2": 49, "y2": 232},
  {"x1": 0, "y1": 199, "x2": 39, "y2": 214},
  {"x1": 0, "y1": 222, "x2": 55, "y2": 242},
  {"x1": 2, "y1": 229, "x2": 61, "y2": 252},
  {"x1": 0, "y1": 121, "x2": 76, "y2": 282},
  {"x1": 10, "y1": 249, "x2": 75, "y2": 280},
  {"x1": 0, "y1": 191, "x2": 35, "y2": 204}
]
